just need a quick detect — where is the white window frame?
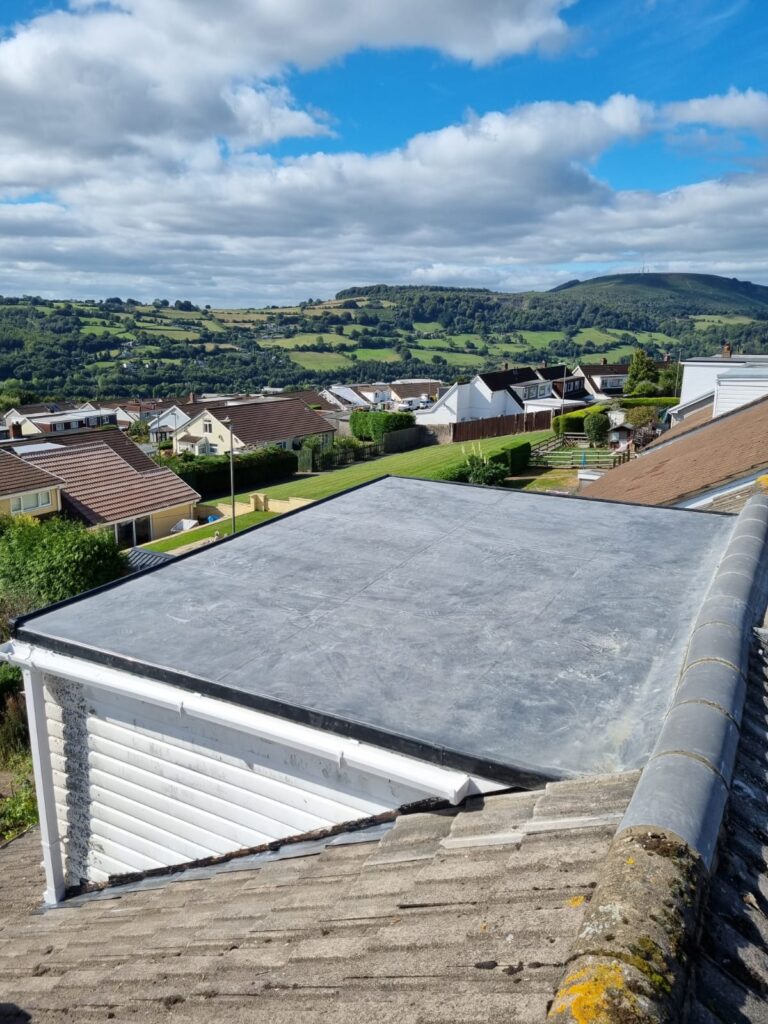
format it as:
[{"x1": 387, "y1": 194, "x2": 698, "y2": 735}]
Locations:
[
  {"x1": 203, "y1": 420, "x2": 213, "y2": 434},
  {"x1": 10, "y1": 489, "x2": 52, "y2": 514}
]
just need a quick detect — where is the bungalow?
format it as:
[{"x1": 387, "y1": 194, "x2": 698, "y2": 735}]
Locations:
[
  {"x1": 8, "y1": 408, "x2": 119, "y2": 437},
  {"x1": 388, "y1": 379, "x2": 443, "y2": 403},
  {"x1": 173, "y1": 398, "x2": 334, "y2": 455},
  {"x1": 0, "y1": 447, "x2": 63, "y2": 518},
  {"x1": 583, "y1": 392, "x2": 768, "y2": 513},
  {"x1": 678, "y1": 348, "x2": 768, "y2": 406},
  {"x1": 318, "y1": 384, "x2": 371, "y2": 410},
  {"x1": 572, "y1": 360, "x2": 632, "y2": 400},
  {"x1": 8, "y1": 428, "x2": 199, "y2": 547}
]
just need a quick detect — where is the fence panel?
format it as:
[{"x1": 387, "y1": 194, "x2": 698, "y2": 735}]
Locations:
[{"x1": 450, "y1": 410, "x2": 551, "y2": 443}]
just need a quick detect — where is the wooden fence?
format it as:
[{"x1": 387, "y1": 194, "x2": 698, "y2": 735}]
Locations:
[{"x1": 451, "y1": 410, "x2": 551, "y2": 443}]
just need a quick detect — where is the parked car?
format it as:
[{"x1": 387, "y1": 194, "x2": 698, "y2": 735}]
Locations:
[{"x1": 396, "y1": 396, "x2": 427, "y2": 411}]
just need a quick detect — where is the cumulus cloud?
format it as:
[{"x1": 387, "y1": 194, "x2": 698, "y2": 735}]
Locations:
[
  {"x1": 664, "y1": 87, "x2": 768, "y2": 133},
  {"x1": 0, "y1": 0, "x2": 766, "y2": 303}
]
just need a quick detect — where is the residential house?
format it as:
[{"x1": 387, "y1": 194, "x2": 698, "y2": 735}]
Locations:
[
  {"x1": 8, "y1": 407, "x2": 119, "y2": 437},
  {"x1": 147, "y1": 404, "x2": 190, "y2": 443},
  {"x1": 2, "y1": 401, "x2": 79, "y2": 429},
  {"x1": 415, "y1": 367, "x2": 530, "y2": 425},
  {"x1": 3, "y1": 477, "x2": 768, "y2": 1024},
  {"x1": 677, "y1": 348, "x2": 768, "y2": 406},
  {"x1": 524, "y1": 364, "x2": 588, "y2": 413},
  {"x1": 0, "y1": 447, "x2": 62, "y2": 518},
  {"x1": 388, "y1": 378, "x2": 443, "y2": 403},
  {"x1": 7, "y1": 428, "x2": 199, "y2": 547},
  {"x1": 572, "y1": 360, "x2": 632, "y2": 400},
  {"x1": 318, "y1": 384, "x2": 372, "y2": 410},
  {"x1": 583, "y1": 392, "x2": 768, "y2": 512},
  {"x1": 174, "y1": 398, "x2": 334, "y2": 455}
]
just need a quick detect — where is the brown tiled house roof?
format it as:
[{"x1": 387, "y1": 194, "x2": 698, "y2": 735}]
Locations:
[
  {"x1": 0, "y1": 448, "x2": 62, "y2": 499},
  {"x1": 205, "y1": 399, "x2": 333, "y2": 447},
  {"x1": 584, "y1": 394, "x2": 768, "y2": 506},
  {"x1": 7, "y1": 426, "x2": 158, "y2": 473},
  {"x1": 20, "y1": 442, "x2": 199, "y2": 524},
  {"x1": 389, "y1": 380, "x2": 442, "y2": 399}
]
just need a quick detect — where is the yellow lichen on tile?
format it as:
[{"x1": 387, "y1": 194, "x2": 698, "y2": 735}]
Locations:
[
  {"x1": 567, "y1": 895, "x2": 586, "y2": 908},
  {"x1": 549, "y1": 961, "x2": 638, "y2": 1023}
]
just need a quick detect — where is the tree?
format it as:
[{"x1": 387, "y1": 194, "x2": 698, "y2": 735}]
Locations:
[
  {"x1": 632, "y1": 380, "x2": 660, "y2": 397},
  {"x1": 128, "y1": 418, "x2": 149, "y2": 442},
  {"x1": 584, "y1": 411, "x2": 610, "y2": 447},
  {"x1": 626, "y1": 349, "x2": 659, "y2": 393},
  {"x1": 657, "y1": 366, "x2": 681, "y2": 396}
]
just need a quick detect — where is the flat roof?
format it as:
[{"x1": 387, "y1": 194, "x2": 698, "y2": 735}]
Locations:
[
  {"x1": 14, "y1": 477, "x2": 735, "y2": 784},
  {"x1": 717, "y1": 366, "x2": 768, "y2": 380}
]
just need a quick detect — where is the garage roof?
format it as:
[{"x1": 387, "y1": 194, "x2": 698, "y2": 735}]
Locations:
[{"x1": 13, "y1": 476, "x2": 736, "y2": 784}]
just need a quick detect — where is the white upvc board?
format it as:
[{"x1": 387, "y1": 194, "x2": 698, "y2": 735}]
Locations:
[{"x1": 41, "y1": 672, "x2": 486, "y2": 887}]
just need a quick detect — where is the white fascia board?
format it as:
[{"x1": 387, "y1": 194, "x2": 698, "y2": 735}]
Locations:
[{"x1": 0, "y1": 641, "x2": 474, "y2": 805}]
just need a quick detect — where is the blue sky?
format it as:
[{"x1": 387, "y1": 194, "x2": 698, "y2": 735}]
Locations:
[{"x1": 0, "y1": 1, "x2": 767, "y2": 303}]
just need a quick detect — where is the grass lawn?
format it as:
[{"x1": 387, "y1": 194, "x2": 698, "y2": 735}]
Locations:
[
  {"x1": 248, "y1": 431, "x2": 553, "y2": 503},
  {"x1": 506, "y1": 467, "x2": 579, "y2": 494},
  {"x1": 144, "y1": 509, "x2": 279, "y2": 553}
]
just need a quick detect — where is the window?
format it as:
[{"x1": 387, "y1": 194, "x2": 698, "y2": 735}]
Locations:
[
  {"x1": 87, "y1": 417, "x2": 98, "y2": 426},
  {"x1": 203, "y1": 420, "x2": 213, "y2": 434},
  {"x1": 524, "y1": 385, "x2": 537, "y2": 399},
  {"x1": 10, "y1": 490, "x2": 52, "y2": 513},
  {"x1": 538, "y1": 384, "x2": 549, "y2": 397},
  {"x1": 566, "y1": 380, "x2": 574, "y2": 392}
]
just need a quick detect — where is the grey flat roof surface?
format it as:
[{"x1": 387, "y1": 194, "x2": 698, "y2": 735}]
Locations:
[
  {"x1": 17, "y1": 477, "x2": 735, "y2": 781},
  {"x1": 717, "y1": 366, "x2": 768, "y2": 379}
]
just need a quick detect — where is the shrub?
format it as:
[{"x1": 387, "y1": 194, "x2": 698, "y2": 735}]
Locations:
[
  {"x1": 620, "y1": 397, "x2": 678, "y2": 409},
  {"x1": 165, "y1": 447, "x2": 297, "y2": 499},
  {"x1": 489, "y1": 441, "x2": 531, "y2": 474},
  {"x1": 0, "y1": 752, "x2": 38, "y2": 840},
  {"x1": 584, "y1": 412, "x2": 610, "y2": 447},
  {"x1": 625, "y1": 406, "x2": 658, "y2": 428},
  {"x1": 631, "y1": 380, "x2": 660, "y2": 397},
  {"x1": 349, "y1": 410, "x2": 415, "y2": 441},
  {"x1": 0, "y1": 515, "x2": 126, "y2": 609}
]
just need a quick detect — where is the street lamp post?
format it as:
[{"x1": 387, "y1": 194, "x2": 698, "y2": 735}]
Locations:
[{"x1": 221, "y1": 417, "x2": 236, "y2": 536}]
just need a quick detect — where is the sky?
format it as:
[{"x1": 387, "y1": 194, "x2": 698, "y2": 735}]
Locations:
[{"x1": 0, "y1": 1, "x2": 767, "y2": 306}]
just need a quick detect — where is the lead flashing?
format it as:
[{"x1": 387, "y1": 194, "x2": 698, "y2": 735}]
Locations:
[{"x1": 619, "y1": 491, "x2": 768, "y2": 868}]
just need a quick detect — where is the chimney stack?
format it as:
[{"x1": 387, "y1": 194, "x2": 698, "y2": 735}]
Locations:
[
  {"x1": 601, "y1": 357, "x2": 608, "y2": 366},
  {"x1": 503, "y1": 361, "x2": 509, "y2": 371},
  {"x1": 664, "y1": 352, "x2": 670, "y2": 363},
  {"x1": 722, "y1": 343, "x2": 732, "y2": 360},
  {"x1": 10, "y1": 422, "x2": 22, "y2": 439}
]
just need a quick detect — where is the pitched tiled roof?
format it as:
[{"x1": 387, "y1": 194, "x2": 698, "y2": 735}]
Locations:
[
  {"x1": 207, "y1": 399, "x2": 333, "y2": 447},
  {"x1": 0, "y1": 448, "x2": 62, "y2": 499},
  {"x1": 20, "y1": 442, "x2": 199, "y2": 524},
  {"x1": 0, "y1": 770, "x2": 640, "y2": 1022},
  {"x1": 534, "y1": 364, "x2": 569, "y2": 381},
  {"x1": 7, "y1": 426, "x2": 158, "y2": 473},
  {"x1": 583, "y1": 394, "x2": 768, "y2": 505},
  {"x1": 576, "y1": 363, "x2": 630, "y2": 376},
  {"x1": 643, "y1": 399, "x2": 714, "y2": 450},
  {"x1": 477, "y1": 366, "x2": 537, "y2": 391}
]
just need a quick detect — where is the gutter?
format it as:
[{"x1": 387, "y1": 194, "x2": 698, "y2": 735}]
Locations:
[
  {"x1": 0, "y1": 642, "x2": 475, "y2": 807},
  {"x1": 549, "y1": 491, "x2": 768, "y2": 1022}
]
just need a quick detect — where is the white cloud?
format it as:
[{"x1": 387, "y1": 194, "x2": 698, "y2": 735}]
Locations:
[
  {"x1": 664, "y1": 87, "x2": 768, "y2": 133},
  {"x1": 0, "y1": 2, "x2": 766, "y2": 303}
]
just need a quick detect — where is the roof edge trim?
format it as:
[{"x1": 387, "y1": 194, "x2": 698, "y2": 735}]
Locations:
[{"x1": 618, "y1": 490, "x2": 768, "y2": 867}]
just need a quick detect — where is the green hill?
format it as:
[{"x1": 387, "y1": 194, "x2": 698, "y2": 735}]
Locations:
[{"x1": 547, "y1": 273, "x2": 768, "y2": 314}]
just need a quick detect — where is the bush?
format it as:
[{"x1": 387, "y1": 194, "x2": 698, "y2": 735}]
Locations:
[
  {"x1": 584, "y1": 412, "x2": 610, "y2": 447},
  {"x1": 0, "y1": 515, "x2": 126, "y2": 609},
  {"x1": 625, "y1": 406, "x2": 658, "y2": 428},
  {"x1": 631, "y1": 380, "x2": 660, "y2": 397},
  {"x1": 489, "y1": 441, "x2": 531, "y2": 474},
  {"x1": 165, "y1": 447, "x2": 298, "y2": 499},
  {"x1": 0, "y1": 752, "x2": 38, "y2": 840},
  {"x1": 349, "y1": 410, "x2": 415, "y2": 441},
  {"x1": 620, "y1": 397, "x2": 678, "y2": 409}
]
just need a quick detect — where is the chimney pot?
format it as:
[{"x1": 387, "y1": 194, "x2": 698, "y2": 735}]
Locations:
[
  {"x1": 722, "y1": 343, "x2": 732, "y2": 360},
  {"x1": 503, "y1": 361, "x2": 509, "y2": 371},
  {"x1": 601, "y1": 357, "x2": 608, "y2": 366}
]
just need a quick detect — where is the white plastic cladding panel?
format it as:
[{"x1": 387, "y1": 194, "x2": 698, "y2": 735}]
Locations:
[
  {"x1": 43, "y1": 675, "x2": 433, "y2": 887},
  {"x1": 713, "y1": 379, "x2": 768, "y2": 418}
]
